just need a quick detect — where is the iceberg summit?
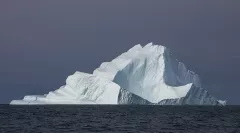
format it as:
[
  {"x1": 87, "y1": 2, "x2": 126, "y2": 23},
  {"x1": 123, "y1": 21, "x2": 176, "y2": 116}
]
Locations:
[{"x1": 10, "y1": 43, "x2": 226, "y2": 105}]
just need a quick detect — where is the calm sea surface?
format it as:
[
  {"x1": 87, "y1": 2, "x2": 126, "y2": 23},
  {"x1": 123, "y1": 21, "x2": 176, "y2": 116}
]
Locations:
[{"x1": 0, "y1": 105, "x2": 240, "y2": 133}]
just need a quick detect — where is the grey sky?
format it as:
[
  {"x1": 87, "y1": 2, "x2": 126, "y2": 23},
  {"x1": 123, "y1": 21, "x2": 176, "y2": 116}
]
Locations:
[{"x1": 0, "y1": 1, "x2": 240, "y2": 104}]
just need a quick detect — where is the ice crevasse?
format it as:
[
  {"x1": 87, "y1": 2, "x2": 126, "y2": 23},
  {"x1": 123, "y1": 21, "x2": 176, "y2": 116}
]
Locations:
[{"x1": 10, "y1": 43, "x2": 226, "y2": 105}]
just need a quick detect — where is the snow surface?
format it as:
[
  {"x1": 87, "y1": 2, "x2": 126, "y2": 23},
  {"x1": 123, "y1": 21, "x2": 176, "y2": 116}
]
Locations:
[{"x1": 10, "y1": 43, "x2": 226, "y2": 105}]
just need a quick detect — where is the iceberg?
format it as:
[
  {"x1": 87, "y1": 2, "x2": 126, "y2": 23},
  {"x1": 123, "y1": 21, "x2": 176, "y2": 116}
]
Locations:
[{"x1": 10, "y1": 43, "x2": 226, "y2": 105}]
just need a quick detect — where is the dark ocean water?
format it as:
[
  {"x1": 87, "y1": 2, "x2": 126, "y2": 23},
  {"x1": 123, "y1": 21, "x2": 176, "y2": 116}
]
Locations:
[{"x1": 0, "y1": 105, "x2": 240, "y2": 133}]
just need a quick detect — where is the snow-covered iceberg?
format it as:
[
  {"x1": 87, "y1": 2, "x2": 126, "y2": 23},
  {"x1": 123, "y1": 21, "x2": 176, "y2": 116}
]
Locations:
[{"x1": 10, "y1": 43, "x2": 226, "y2": 105}]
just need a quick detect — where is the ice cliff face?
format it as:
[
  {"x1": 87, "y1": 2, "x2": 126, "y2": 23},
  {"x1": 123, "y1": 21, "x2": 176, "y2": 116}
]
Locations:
[{"x1": 10, "y1": 43, "x2": 226, "y2": 105}]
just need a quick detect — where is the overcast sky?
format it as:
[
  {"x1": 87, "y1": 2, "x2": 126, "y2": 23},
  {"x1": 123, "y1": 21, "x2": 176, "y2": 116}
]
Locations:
[{"x1": 0, "y1": 1, "x2": 240, "y2": 104}]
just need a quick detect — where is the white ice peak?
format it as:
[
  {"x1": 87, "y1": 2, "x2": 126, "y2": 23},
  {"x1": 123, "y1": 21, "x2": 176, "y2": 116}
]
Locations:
[
  {"x1": 93, "y1": 42, "x2": 200, "y2": 103},
  {"x1": 10, "y1": 42, "x2": 225, "y2": 105}
]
